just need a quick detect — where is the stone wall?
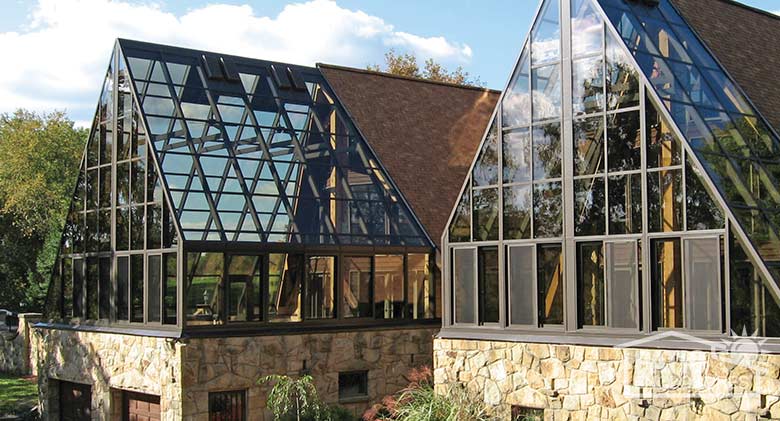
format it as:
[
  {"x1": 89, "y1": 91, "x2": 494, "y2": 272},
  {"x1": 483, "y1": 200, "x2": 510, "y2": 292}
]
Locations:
[
  {"x1": 0, "y1": 313, "x2": 42, "y2": 375},
  {"x1": 434, "y1": 338, "x2": 780, "y2": 420},
  {"x1": 37, "y1": 329, "x2": 183, "y2": 420},
  {"x1": 182, "y1": 327, "x2": 438, "y2": 420}
]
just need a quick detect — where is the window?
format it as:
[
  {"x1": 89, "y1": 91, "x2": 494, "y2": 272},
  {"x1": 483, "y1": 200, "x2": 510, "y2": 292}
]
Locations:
[
  {"x1": 116, "y1": 257, "x2": 129, "y2": 321},
  {"x1": 478, "y1": 247, "x2": 499, "y2": 324},
  {"x1": 512, "y1": 405, "x2": 544, "y2": 421},
  {"x1": 453, "y1": 249, "x2": 476, "y2": 325},
  {"x1": 342, "y1": 257, "x2": 372, "y2": 318},
  {"x1": 73, "y1": 259, "x2": 84, "y2": 318},
  {"x1": 508, "y1": 246, "x2": 535, "y2": 326},
  {"x1": 62, "y1": 258, "x2": 74, "y2": 318},
  {"x1": 729, "y1": 232, "x2": 780, "y2": 337},
  {"x1": 473, "y1": 187, "x2": 499, "y2": 241},
  {"x1": 130, "y1": 255, "x2": 144, "y2": 323},
  {"x1": 684, "y1": 238, "x2": 721, "y2": 331},
  {"x1": 147, "y1": 255, "x2": 162, "y2": 323},
  {"x1": 268, "y1": 253, "x2": 302, "y2": 323},
  {"x1": 338, "y1": 371, "x2": 368, "y2": 402},
  {"x1": 607, "y1": 241, "x2": 640, "y2": 329},
  {"x1": 86, "y1": 257, "x2": 99, "y2": 320},
  {"x1": 163, "y1": 253, "x2": 177, "y2": 325},
  {"x1": 608, "y1": 173, "x2": 642, "y2": 235},
  {"x1": 227, "y1": 255, "x2": 262, "y2": 322},
  {"x1": 648, "y1": 169, "x2": 683, "y2": 233},
  {"x1": 306, "y1": 256, "x2": 335, "y2": 319},
  {"x1": 374, "y1": 255, "x2": 404, "y2": 319},
  {"x1": 186, "y1": 252, "x2": 224, "y2": 325},
  {"x1": 577, "y1": 242, "x2": 605, "y2": 327},
  {"x1": 98, "y1": 257, "x2": 111, "y2": 320},
  {"x1": 208, "y1": 390, "x2": 245, "y2": 421},
  {"x1": 574, "y1": 177, "x2": 605, "y2": 236},
  {"x1": 537, "y1": 244, "x2": 563, "y2": 325},
  {"x1": 651, "y1": 238, "x2": 683, "y2": 329},
  {"x1": 407, "y1": 254, "x2": 434, "y2": 319}
]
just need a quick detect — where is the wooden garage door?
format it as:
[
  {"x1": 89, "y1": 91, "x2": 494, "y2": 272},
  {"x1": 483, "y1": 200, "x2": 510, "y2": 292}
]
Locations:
[
  {"x1": 59, "y1": 381, "x2": 92, "y2": 421},
  {"x1": 124, "y1": 392, "x2": 161, "y2": 421}
]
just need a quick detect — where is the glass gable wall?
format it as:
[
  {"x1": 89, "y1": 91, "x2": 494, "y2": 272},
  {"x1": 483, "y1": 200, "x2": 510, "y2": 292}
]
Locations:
[
  {"x1": 45, "y1": 40, "x2": 439, "y2": 332},
  {"x1": 444, "y1": 0, "x2": 780, "y2": 339}
]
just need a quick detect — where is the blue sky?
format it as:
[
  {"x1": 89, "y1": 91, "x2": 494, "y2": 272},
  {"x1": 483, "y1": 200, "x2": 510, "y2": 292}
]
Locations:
[{"x1": 0, "y1": 0, "x2": 777, "y2": 126}]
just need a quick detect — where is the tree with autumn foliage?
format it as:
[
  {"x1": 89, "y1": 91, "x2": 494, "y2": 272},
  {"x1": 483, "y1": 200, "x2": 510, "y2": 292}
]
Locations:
[{"x1": 368, "y1": 50, "x2": 483, "y2": 87}]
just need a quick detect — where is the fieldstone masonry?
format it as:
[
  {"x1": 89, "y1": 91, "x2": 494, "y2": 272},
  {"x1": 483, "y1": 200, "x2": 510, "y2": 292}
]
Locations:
[
  {"x1": 36, "y1": 327, "x2": 436, "y2": 420},
  {"x1": 434, "y1": 339, "x2": 780, "y2": 420},
  {"x1": 0, "y1": 313, "x2": 42, "y2": 375}
]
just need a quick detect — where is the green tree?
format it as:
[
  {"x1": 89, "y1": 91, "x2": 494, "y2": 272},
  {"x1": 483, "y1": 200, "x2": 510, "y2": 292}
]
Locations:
[
  {"x1": 0, "y1": 110, "x2": 86, "y2": 312},
  {"x1": 368, "y1": 50, "x2": 483, "y2": 87}
]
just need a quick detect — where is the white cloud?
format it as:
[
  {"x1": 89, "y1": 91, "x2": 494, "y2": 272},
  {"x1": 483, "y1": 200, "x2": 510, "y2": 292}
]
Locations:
[{"x1": 0, "y1": 0, "x2": 473, "y2": 126}]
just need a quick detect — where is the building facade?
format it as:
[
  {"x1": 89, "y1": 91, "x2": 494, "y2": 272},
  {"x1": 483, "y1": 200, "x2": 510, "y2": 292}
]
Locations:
[
  {"x1": 438, "y1": 0, "x2": 780, "y2": 419},
  {"x1": 36, "y1": 40, "x2": 498, "y2": 420}
]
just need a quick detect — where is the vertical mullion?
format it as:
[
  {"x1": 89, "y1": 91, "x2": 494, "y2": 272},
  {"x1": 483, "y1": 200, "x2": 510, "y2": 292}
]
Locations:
[
  {"x1": 640, "y1": 84, "x2": 651, "y2": 334},
  {"x1": 724, "y1": 221, "x2": 731, "y2": 335},
  {"x1": 561, "y1": 0, "x2": 576, "y2": 332}
]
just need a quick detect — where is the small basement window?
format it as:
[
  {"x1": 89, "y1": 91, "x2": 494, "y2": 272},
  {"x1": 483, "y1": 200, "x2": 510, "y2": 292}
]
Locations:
[
  {"x1": 512, "y1": 405, "x2": 544, "y2": 421},
  {"x1": 209, "y1": 390, "x2": 246, "y2": 421},
  {"x1": 338, "y1": 371, "x2": 368, "y2": 402}
]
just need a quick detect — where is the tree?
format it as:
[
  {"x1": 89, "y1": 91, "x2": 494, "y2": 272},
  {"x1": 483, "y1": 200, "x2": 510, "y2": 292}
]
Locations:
[
  {"x1": 0, "y1": 110, "x2": 86, "y2": 312},
  {"x1": 368, "y1": 50, "x2": 483, "y2": 87}
]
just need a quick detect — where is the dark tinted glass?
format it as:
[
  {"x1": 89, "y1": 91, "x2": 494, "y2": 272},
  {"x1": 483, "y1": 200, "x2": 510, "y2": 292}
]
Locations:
[
  {"x1": 607, "y1": 111, "x2": 641, "y2": 172},
  {"x1": 473, "y1": 188, "x2": 499, "y2": 241},
  {"x1": 478, "y1": 247, "x2": 499, "y2": 324},
  {"x1": 648, "y1": 169, "x2": 683, "y2": 232},
  {"x1": 538, "y1": 244, "x2": 563, "y2": 325},
  {"x1": 608, "y1": 173, "x2": 642, "y2": 234},
  {"x1": 574, "y1": 177, "x2": 606, "y2": 236}
]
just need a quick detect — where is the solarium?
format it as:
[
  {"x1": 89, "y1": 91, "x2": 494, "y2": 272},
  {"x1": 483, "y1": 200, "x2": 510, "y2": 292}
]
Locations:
[
  {"x1": 442, "y1": 0, "x2": 780, "y2": 346},
  {"x1": 42, "y1": 39, "x2": 440, "y2": 336}
]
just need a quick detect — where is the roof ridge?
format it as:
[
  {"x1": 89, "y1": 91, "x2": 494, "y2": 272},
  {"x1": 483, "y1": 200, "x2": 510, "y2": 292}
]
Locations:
[{"x1": 317, "y1": 63, "x2": 501, "y2": 94}]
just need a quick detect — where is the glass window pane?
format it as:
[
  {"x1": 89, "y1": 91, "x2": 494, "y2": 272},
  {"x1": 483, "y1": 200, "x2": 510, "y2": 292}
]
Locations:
[
  {"x1": 99, "y1": 257, "x2": 111, "y2": 320},
  {"x1": 651, "y1": 238, "x2": 683, "y2": 329},
  {"x1": 608, "y1": 173, "x2": 642, "y2": 235},
  {"x1": 532, "y1": 64, "x2": 562, "y2": 121},
  {"x1": 531, "y1": 0, "x2": 560, "y2": 65},
  {"x1": 130, "y1": 254, "x2": 144, "y2": 323},
  {"x1": 117, "y1": 256, "x2": 128, "y2": 321},
  {"x1": 686, "y1": 159, "x2": 724, "y2": 231},
  {"x1": 269, "y1": 253, "x2": 302, "y2": 322},
  {"x1": 729, "y1": 232, "x2": 780, "y2": 337},
  {"x1": 147, "y1": 203, "x2": 162, "y2": 249},
  {"x1": 131, "y1": 205, "x2": 145, "y2": 250},
  {"x1": 453, "y1": 248, "x2": 476, "y2": 324},
  {"x1": 578, "y1": 242, "x2": 604, "y2": 327},
  {"x1": 648, "y1": 169, "x2": 683, "y2": 232},
  {"x1": 646, "y1": 96, "x2": 681, "y2": 168},
  {"x1": 227, "y1": 255, "x2": 261, "y2": 322},
  {"x1": 407, "y1": 254, "x2": 433, "y2": 319},
  {"x1": 606, "y1": 32, "x2": 640, "y2": 110},
  {"x1": 607, "y1": 111, "x2": 641, "y2": 172},
  {"x1": 449, "y1": 189, "x2": 471, "y2": 243},
  {"x1": 73, "y1": 258, "x2": 84, "y2": 318},
  {"x1": 538, "y1": 244, "x2": 563, "y2": 325},
  {"x1": 62, "y1": 258, "x2": 73, "y2": 318},
  {"x1": 186, "y1": 252, "x2": 224, "y2": 325},
  {"x1": 571, "y1": 0, "x2": 603, "y2": 57},
  {"x1": 574, "y1": 177, "x2": 606, "y2": 236},
  {"x1": 534, "y1": 182, "x2": 562, "y2": 238},
  {"x1": 503, "y1": 128, "x2": 532, "y2": 184},
  {"x1": 509, "y1": 246, "x2": 535, "y2": 326},
  {"x1": 502, "y1": 50, "x2": 531, "y2": 128},
  {"x1": 607, "y1": 241, "x2": 639, "y2": 329},
  {"x1": 572, "y1": 57, "x2": 604, "y2": 116},
  {"x1": 503, "y1": 184, "x2": 532, "y2": 240},
  {"x1": 473, "y1": 120, "x2": 499, "y2": 187},
  {"x1": 306, "y1": 256, "x2": 335, "y2": 319},
  {"x1": 478, "y1": 246, "x2": 499, "y2": 324},
  {"x1": 685, "y1": 238, "x2": 721, "y2": 331},
  {"x1": 86, "y1": 257, "x2": 98, "y2": 320},
  {"x1": 342, "y1": 256, "x2": 372, "y2": 318},
  {"x1": 148, "y1": 255, "x2": 162, "y2": 323},
  {"x1": 473, "y1": 188, "x2": 499, "y2": 241},
  {"x1": 533, "y1": 123, "x2": 562, "y2": 180},
  {"x1": 573, "y1": 116, "x2": 604, "y2": 176},
  {"x1": 164, "y1": 253, "x2": 177, "y2": 325},
  {"x1": 374, "y1": 255, "x2": 404, "y2": 319}
]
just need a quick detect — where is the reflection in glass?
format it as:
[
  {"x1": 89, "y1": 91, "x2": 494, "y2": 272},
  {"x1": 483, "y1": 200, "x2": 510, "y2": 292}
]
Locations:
[
  {"x1": 86, "y1": 258, "x2": 98, "y2": 320},
  {"x1": 449, "y1": 188, "x2": 471, "y2": 243},
  {"x1": 407, "y1": 254, "x2": 433, "y2": 319},
  {"x1": 533, "y1": 123, "x2": 562, "y2": 180},
  {"x1": 503, "y1": 128, "x2": 532, "y2": 184},
  {"x1": 575, "y1": 177, "x2": 605, "y2": 236},
  {"x1": 606, "y1": 32, "x2": 640, "y2": 110},
  {"x1": 651, "y1": 238, "x2": 683, "y2": 329},
  {"x1": 164, "y1": 253, "x2": 177, "y2": 325},
  {"x1": 453, "y1": 249, "x2": 476, "y2": 324},
  {"x1": 147, "y1": 255, "x2": 162, "y2": 323},
  {"x1": 686, "y1": 159, "x2": 724, "y2": 231},
  {"x1": 571, "y1": 0, "x2": 603, "y2": 57},
  {"x1": 473, "y1": 120, "x2": 499, "y2": 187},
  {"x1": 478, "y1": 247, "x2": 499, "y2": 324},
  {"x1": 473, "y1": 188, "x2": 499, "y2": 242},
  {"x1": 98, "y1": 257, "x2": 111, "y2": 320},
  {"x1": 607, "y1": 111, "x2": 641, "y2": 172},
  {"x1": 573, "y1": 117, "x2": 604, "y2": 176},
  {"x1": 502, "y1": 51, "x2": 531, "y2": 128},
  {"x1": 269, "y1": 253, "x2": 302, "y2": 322},
  {"x1": 374, "y1": 255, "x2": 404, "y2": 319},
  {"x1": 306, "y1": 256, "x2": 335, "y2": 319},
  {"x1": 607, "y1": 241, "x2": 639, "y2": 329},
  {"x1": 503, "y1": 185, "x2": 532, "y2": 240},
  {"x1": 730, "y1": 231, "x2": 780, "y2": 337},
  {"x1": 533, "y1": 64, "x2": 562, "y2": 121},
  {"x1": 534, "y1": 182, "x2": 562, "y2": 238},
  {"x1": 531, "y1": 0, "x2": 560, "y2": 65},
  {"x1": 538, "y1": 244, "x2": 563, "y2": 325},
  {"x1": 608, "y1": 173, "x2": 642, "y2": 235},
  {"x1": 185, "y1": 252, "x2": 224, "y2": 325},
  {"x1": 648, "y1": 169, "x2": 683, "y2": 232},
  {"x1": 227, "y1": 255, "x2": 262, "y2": 322},
  {"x1": 130, "y1": 254, "x2": 144, "y2": 323},
  {"x1": 577, "y1": 242, "x2": 605, "y2": 327},
  {"x1": 646, "y1": 96, "x2": 681, "y2": 168},
  {"x1": 342, "y1": 256, "x2": 372, "y2": 318},
  {"x1": 572, "y1": 57, "x2": 604, "y2": 116}
]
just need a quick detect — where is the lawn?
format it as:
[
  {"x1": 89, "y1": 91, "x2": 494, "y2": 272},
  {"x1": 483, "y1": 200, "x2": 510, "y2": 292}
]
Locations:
[{"x1": 0, "y1": 374, "x2": 38, "y2": 417}]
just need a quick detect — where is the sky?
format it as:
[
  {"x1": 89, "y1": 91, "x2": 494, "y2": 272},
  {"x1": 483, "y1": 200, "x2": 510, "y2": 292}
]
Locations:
[{"x1": 0, "y1": 0, "x2": 777, "y2": 127}]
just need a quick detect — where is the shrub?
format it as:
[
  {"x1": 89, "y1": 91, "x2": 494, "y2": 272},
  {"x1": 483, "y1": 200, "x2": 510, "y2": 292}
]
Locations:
[{"x1": 259, "y1": 374, "x2": 357, "y2": 421}]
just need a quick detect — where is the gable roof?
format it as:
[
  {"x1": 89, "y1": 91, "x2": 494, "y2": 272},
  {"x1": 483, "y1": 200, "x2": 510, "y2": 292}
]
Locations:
[
  {"x1": 319, "y1": 65, "x2": 500, "y2": 247},
  {"x1": 670, "y1": 0, "x2": 780, "y2": 131}
]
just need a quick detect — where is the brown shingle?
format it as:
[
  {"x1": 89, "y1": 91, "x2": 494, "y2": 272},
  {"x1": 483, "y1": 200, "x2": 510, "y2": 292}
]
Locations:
[
  {"x1": 671, "y1": 0, "x2": 780, "y2": 131},
  {"x1": 320, "y1": 65, "x2": 500, "y2": 248}
]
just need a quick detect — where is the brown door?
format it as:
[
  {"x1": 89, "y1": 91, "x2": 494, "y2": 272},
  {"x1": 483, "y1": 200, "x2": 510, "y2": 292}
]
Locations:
[
  {"x1": 124, "y1": 392, "x2": 161, "y2": 421},
  {"x1": 59, "y1": 381, "x2": 92, "y2": 421}
]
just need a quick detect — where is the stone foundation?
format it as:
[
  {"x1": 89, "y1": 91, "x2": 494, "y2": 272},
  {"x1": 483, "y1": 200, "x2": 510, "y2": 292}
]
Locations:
[
  {"x1": 0, "y1": 313, "x2": 42, "y2": 375},
  {"x1": 434, "y1": 338, "x2": 780, "y2": 420},
  {"x1": 37, "y1": 326, "x2": 437, "y2": 420}
]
